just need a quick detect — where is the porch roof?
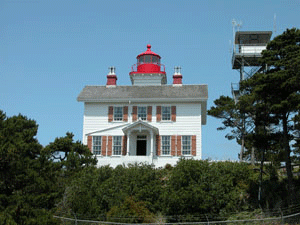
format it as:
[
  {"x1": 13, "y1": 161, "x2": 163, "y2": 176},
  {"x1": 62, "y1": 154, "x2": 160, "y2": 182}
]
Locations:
[{"x1": 122, "y1": 120, "x2": 159, "y2": 135}]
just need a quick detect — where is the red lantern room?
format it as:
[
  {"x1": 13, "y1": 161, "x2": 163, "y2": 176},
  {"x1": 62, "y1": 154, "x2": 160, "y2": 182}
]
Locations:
[{"x1": 130, "y1": 45, "x2": 166, "y2": 86}]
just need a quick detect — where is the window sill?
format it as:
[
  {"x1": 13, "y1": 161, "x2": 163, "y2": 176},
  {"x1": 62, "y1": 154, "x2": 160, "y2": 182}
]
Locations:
[{"x1": 157, "y1": 121, "x2": 174, "y2": 123}]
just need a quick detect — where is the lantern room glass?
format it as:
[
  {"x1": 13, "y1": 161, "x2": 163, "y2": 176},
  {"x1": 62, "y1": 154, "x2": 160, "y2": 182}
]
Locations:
[{"x1": 138, "y1": 55, "x2": 160, "y2": 64}]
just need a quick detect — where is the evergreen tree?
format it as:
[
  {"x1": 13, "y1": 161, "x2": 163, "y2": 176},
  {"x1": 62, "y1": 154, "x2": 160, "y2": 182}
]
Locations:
[
  {"x1": 240, "y1": 28, "x2": 300, "y2": 205},
  {"x1": 44, "y1": 132, "x2": 97, "y2": 177},
  {"x1": 0, "y1": 111, "x2": 58, "y2": 224},
  {"x1": 208, "y1": 96, "x2": 254, "y2": 161}
]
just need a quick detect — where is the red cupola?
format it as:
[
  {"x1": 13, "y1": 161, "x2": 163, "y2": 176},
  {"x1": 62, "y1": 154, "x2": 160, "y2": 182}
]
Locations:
[{"x1": 130, "y1": 45, "x2": 167, "y2": 86}]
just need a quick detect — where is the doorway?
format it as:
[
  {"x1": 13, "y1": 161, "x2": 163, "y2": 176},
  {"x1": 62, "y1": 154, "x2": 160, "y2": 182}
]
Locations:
[{"x1": 136, "y1": 135, "x2": 147, "y2": 156}]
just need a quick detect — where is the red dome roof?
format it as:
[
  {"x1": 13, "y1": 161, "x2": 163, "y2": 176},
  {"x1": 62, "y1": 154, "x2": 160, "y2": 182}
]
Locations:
[{"x1": 137, "y1": 44, "x2": 161, "y2": 59}]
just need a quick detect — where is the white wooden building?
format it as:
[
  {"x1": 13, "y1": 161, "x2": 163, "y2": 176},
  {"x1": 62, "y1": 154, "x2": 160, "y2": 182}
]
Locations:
[{"x1": 77, "y1": 45, "x2": 208, "y2": 167}]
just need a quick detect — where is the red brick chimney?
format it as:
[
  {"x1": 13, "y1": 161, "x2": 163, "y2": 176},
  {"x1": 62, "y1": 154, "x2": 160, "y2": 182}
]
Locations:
[
  {"x1": 173, "y1": 66, "x2": 182, "y2": 85},
  {"x1": 106, "y1": 67, "x2": 117, "y2": 86}
]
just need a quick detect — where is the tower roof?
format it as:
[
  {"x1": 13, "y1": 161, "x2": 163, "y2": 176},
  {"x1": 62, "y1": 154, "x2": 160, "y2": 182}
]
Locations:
[
  {"x1": 234, "y1": 31, "x2": 272, "y2": 44},
  {"x1": 137, "y1": 44, "x2": 161, "y2": 59}
]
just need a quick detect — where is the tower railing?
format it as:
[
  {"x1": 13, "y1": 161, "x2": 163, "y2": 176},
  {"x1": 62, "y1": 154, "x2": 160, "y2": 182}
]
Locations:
[
  {"x1": 231, "y1": 83, "x2": 240, "y2": 104},
  {"x1": 130, "y1": 63, "x2": 165, "y2": 73}
]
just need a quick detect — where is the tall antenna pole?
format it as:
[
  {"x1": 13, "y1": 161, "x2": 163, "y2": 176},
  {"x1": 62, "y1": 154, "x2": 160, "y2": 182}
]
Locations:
[
  {"x1": 232, "y1": 19, "x2": 242, "y2": 54},
  {"x1": 232, "y1": 19, "x2": 237, "y2": 53},
  {"x1": 273, "y1": 13, "x2": 277, "y2": 36}
]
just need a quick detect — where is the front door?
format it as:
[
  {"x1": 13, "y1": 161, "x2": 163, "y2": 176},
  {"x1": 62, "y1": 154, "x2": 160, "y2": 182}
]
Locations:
[{"x1": 136, "y1": 140, "x2": 147, "y2": 156}]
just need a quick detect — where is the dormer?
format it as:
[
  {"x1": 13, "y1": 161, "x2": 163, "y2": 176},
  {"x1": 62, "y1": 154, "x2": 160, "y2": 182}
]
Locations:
[{"x1": 129, "y1": 44, "x2": 167, "y2": 86}]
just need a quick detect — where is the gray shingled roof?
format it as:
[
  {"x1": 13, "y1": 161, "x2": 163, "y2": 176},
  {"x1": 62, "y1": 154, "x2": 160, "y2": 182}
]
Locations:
[
  {"x1": 77, "y1": 85, "x2": 208, "y2": 102},
  {"x1": 77, "y1": 84, "x2": 208, "y2": 124}
]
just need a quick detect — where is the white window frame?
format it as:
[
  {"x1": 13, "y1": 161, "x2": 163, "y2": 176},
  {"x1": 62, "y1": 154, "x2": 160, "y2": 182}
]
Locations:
[
  {"x1": 92, "y1": 136, "x2": 102, "y2": 155},
  {"x1": 138, "y1": 106, "x2": 147, "y2": 121},
  {"x1": 161, "y1": 106, "x2": 171, "y2": 121},
  {"x1": 113, "y1": 136, "x2": 122, "y2": 155},
  {"x1": 113, "y1": 106, "x2": 123, "y2": 121},
  {"x1": 161, "y1": 136, "x2": 171, "y2": 155},
  {"x1": 182, "y1": 136, "x2": 191, "y2": 155}
]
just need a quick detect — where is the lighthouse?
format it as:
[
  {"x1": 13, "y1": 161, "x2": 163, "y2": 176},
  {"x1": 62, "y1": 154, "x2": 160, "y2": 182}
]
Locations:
[
  {"x1": 129, "y1": 44, "x2": 167, "y2": 86},
  {"x1": 77, "y1": 44, "x2": 208, "y2": 168}
]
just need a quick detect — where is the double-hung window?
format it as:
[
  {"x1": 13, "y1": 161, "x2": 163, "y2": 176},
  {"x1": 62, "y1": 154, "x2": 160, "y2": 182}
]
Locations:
[
  {"x1": 161, "y1": 136, "x2": 171, "y2": 155},
  {"x1": 182, "y1": 136, "x2": 191, "y2": 155},
  {"x1": 113, "y1": 136, "x2": 122, "y2": 155},
  {"x1": 114, "y1": 107, "x2": 123, "y2": 121},
  {"x1": 92, "y1": 136, "x2": 101, "y2": 155},
  {"x1": 162, "y1": 106, "x2": 171, "y2": 121},
  {"x1": 138, "y1": 106, "x2": 147, "y2": 120}
]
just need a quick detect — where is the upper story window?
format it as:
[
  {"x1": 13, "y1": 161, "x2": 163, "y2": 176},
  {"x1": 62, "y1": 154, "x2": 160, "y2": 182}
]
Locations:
[
  {"x1": 161, "y1": 136, "x2": 171, "y2": 155},
  {"x1": 113, "y1": 136, "x2": 122, "y2": 155},
  {"x1": 114, "y1": 107, "x2": 123, "y2": 121},
  {"x1": 162, "y1": 106, "x2": 171, "y2": 121},
  {"x1": 138, "y1": 106, "x2": 147, "y2": 120},
  {"x1": 92, "y1": 136, "x2": 101, "y2": 155},
  {"x1": 182, "y1": 136, "x2": 191, "y2": 155}
]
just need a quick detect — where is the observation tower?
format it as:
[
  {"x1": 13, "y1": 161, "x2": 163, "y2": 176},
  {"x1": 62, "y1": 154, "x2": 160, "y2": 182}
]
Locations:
[{"x1": 231, "y1": 31, "x2": 272, "y2": 102}]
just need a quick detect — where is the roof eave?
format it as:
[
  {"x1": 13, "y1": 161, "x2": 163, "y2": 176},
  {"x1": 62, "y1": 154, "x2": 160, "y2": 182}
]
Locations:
[{"x1": 77, "y1": 97, "x2": 208, "y2": 103}]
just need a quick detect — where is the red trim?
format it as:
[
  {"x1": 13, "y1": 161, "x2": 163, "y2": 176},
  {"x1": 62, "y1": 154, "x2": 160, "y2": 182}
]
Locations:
[
  {"x1": 171, "y1": 106, "x2": 176, "y2": 122},
  {"x1": 122, "y1": 136, "x2": 127, "y2": 155},
  {"x1": 136, "y1": 44, "x2": 161, "y2": 58},
  {"x1": 177, "y1": 136, "x2": 181, "y2": 156},
  {"x1": 102, "y1": 136, "x2": 107, "y2": 156},
  {"x1": 107, "y1": 136, "x2": 112, "y2": 156},
  {"x1": 192, "y1": 135, "x2": 196, "y2": 156},
  {"x1": 147, "y1": 106, "x2": 152, "y2": 122},
  {"x1": 132, "y1": 106, "x2": 137, "y2": 122},
  {"x1": 123, "y1": 106, "x2": 128, "y2": 122},
  {"x1": 156, "y1": 135, "x2": 161, "y2": 156},
  {"x1": 156, "y1": 106, "x2": 161, "y2": 122},
  {"x1": 129, "y1": 71, "x2": 166, "y2": 75},
  {"x1": 171, "y1": 135, "x2": 176, "y2": 156},
  {"x1": 108, "y1": 106, "x2": 113, "y2": 122},
  {"x1": 87, "y1": 136, "x2": 92, "y2": 152}
]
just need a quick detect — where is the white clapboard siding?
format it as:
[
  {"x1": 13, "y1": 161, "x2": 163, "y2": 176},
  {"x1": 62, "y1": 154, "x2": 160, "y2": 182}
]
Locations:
[{"x1": 82, "y1": 102, "x2": 203, "y2": 160}]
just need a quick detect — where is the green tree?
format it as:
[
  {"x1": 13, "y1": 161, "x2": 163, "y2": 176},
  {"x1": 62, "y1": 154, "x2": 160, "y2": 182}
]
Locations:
[
  {"x1": 54, "y1": 166, "x2": 113, "y2": 220},
  {"x1": 208, "y1": 96, "x2": 254, "y2": 161},
  {"x1": 44, "y1": 132, "x2": 97, "y2": 176},
  {"x1": 58, "y1": 163, "x2": 163, "y2": 220},
  {"x1": 239, "y1": 28, "x2": 300, "y2": 205},
  {"x1": 0, "y1": 111, "x2": 58, "y2": 224},
  {"x1": 107, "y1": 196, "x2": 155, "y2": 223},
  {"x1": 162, "y1": 159, "x2": 256, "y2": 221}
]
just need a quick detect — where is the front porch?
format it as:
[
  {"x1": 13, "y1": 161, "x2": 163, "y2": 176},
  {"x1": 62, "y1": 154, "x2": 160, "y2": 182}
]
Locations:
[{"x1": 122, "y1": 120, "x2": 159, "y2": 157}]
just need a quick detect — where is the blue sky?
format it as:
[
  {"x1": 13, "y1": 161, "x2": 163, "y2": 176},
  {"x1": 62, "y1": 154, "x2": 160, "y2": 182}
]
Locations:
[{"x1": 1, "y1": 0, "x2": 299, "y2": 160}]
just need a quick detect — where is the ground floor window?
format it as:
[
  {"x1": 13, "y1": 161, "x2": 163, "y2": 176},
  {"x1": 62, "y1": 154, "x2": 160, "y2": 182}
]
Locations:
[
  {"x1": 113, "y1": 136, "x2": 122, "y2": 155},
  {"x1": 161, "y1": 136, "x2": 171, "y2": 155},
  {"x1": 182, "y1": 136, "x2": 191, "y2": 155},
  {"x1": 92, "y1": 136, "x2": 102, "y2": 155}
]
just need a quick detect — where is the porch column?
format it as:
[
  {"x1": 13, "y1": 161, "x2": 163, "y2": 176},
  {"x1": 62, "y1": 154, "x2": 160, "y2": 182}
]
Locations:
[
  {"x1": 150, "y1": 130, "x2": 154, "y2": 157},
  {"x1": 126, "y1": 131, "x2": 130, "y2": 156}
]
